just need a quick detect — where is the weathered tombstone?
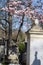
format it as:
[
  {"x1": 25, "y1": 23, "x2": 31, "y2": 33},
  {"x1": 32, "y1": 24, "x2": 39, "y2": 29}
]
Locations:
[{"x1": 26, "y1": 26, "x2": 43, "y2": 65}]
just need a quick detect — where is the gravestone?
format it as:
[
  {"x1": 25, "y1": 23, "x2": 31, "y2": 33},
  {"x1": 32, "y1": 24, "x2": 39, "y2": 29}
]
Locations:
[{"x1": 26, "y1": 26, "x2": 43, "y2": 65}]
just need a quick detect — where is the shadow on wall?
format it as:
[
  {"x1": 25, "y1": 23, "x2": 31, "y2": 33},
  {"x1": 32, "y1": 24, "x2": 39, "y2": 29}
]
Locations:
[{"x1": 32, "y1": 51, "x2": 41, "y2": 65}]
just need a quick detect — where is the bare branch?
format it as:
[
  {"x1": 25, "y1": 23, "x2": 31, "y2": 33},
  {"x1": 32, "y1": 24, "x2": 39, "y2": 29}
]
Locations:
[{"x1": 15, "y1": 13, "x2": 25, "y2": 42}]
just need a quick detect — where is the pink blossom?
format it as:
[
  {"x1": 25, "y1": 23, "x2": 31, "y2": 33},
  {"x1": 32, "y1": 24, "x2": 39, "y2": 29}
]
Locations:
[
  {"x1": 8, "y1": 1, "x2": 22, "y2": 6},
  {"x1": 2, "y1": 8, "x2": 6, "y2": 11},
  {"x1": 15, "y1": 11, "x2": 23, "y2": 15},
  {"x1": 34, "y1": 10, "x2": 38, "y2": 13},
  {"x1": 2, "y1": 7, "x2": 15, "y2": 14},
  {"x1": 40, "y1": 19, "x2": 43, "y2": 23},
  {"x1": 2, "y1": 7, "x2": 8, "y2": 12},
  {"x1": 9, "y1": 7, "x2": 15, "y2": 13},
  {"x1": 17, "y1": 1, "x2": 22, "y2": 4},
  {"x1": 15, "y1": 10, "x2": 25, "y2": 15}
]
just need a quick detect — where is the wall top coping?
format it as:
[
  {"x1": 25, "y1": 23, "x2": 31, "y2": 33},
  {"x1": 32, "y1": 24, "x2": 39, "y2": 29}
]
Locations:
[{"x1": 29, "y1": 25, "x2": 43, "y2": 35}]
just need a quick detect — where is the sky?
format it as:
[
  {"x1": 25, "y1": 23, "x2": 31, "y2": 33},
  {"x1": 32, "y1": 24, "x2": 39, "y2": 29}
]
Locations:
[{"x1": 0, "y1": 0, "x2": 43, "y2": 32}]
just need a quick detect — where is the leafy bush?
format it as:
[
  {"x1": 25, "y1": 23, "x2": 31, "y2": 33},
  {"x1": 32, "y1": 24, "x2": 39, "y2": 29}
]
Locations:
[{"x1": 18, "y1": 42, "x2": 25, "y2": 53}]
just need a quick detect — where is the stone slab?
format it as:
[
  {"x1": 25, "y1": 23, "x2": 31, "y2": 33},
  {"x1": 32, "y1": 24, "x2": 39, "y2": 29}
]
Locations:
[{"x1": 30, "y1": 35, "x2": 43, "y2": 65}]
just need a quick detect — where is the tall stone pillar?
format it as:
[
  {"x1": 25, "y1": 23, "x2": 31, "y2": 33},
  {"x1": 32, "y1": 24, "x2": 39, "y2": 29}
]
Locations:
[
  {"x1": 26, "y1": 32, "x2": 30, "y2": 65},
  {"x1": 26, "y1": 26, "x2": 43, "y2": 65}
]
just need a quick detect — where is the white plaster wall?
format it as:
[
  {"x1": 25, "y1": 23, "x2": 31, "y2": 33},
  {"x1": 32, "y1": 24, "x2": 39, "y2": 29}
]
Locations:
[{"x1": 30, "y1": 34, "x2": 43, "y2": 65}]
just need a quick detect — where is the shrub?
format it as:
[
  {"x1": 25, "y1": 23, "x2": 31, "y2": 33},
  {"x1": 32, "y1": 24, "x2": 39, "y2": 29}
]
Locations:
[{"x1": 18, "y1": 42, "x2": 25, "y2": 53}]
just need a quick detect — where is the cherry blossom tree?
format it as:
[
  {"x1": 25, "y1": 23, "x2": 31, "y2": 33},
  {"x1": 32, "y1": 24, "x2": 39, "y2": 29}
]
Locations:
[
  {"x1": 0, "y1": 0, "x2": 43, "y2": 48},
  {"x1": 0, "y1": 0, "x2": 43, "y2": 64}
]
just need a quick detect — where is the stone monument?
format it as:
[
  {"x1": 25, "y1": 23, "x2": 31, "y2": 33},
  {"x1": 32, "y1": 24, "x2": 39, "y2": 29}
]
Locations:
[{"x1": 26, "y1": 25, "x2": 43, "y2": 65}]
